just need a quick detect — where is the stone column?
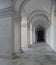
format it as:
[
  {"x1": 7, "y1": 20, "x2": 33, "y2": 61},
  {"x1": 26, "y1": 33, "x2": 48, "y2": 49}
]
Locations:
[
  {"x1": 32, "y1": 27, "x2": 35, "y2": 44},
  {"x1": 14, "y1": 17, "x2": 23, "y2": 53},
  {"x1": 27, "y1": 24, "x2": 30, "y2": 47},
  {"x1": 0, "y1": 7, "x2": 16, "y2": 59},
  {"x1": 30, "y1": 24, "x2": 33, "y2": 45}
]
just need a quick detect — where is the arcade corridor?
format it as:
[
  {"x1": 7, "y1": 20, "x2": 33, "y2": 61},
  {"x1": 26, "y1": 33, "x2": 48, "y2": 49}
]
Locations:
[{"x1": 0, "y1": 0, "x2": 56, "y2": 65}]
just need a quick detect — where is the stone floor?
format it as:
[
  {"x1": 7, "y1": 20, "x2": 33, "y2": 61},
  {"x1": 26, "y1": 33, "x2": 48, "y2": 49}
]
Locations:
[{"x1": 0, "y1": 43, "x2": 56, "y2": 65}]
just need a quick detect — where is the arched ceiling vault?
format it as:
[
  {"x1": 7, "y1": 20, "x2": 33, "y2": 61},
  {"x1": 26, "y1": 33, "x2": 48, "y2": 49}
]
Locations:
[
  {"x1": 32, "y1": 20, "x2": 49, "y2": 30},
  {"x1": 15, "y1": 0, "x2": 56, "y2": 18},
  {"x1": 15, "y1": 0, "x2": 53, "y2": 29},
  {"x1": 29, "y1": 10, "x2": 51, "y2": 30},
  {"x1": 14, "y1": 0, "x2": 56, "y2": 35},
  {"x1": 35, "y1": 25, "x2": 45, "y2": 32},
  {"x1": 15, "y1": 0, "x2": 31, "y2": 13},
  {"x1": 28, "y1": 11, "x2": 51, "y2": 24},
  {"x1": 28, "y1": 10, "x2": 51, "y2": 22},
  {"x1": 17, "y1": 0, "x2": 52, "y2": 16}
]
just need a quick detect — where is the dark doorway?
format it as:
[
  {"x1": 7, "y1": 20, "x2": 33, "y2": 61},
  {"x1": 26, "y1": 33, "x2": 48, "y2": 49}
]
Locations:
[
  {"x1": 35, "y1": 26, "x2": 45, "y2": 42},
  {"x1": 37, "y1": 30, "x2": 45, "y2": 42}
]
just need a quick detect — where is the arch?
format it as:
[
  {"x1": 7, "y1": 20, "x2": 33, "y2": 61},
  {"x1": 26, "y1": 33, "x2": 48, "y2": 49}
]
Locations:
[
  {"x1": 27, "y1": 10, "x2": 51, "y2": 33},
  {"x1": 16, "y1": 0, "x2": 52, "y2": 48},
  {"x1": 18, "y1": 0, "x2": 31, "y2": 14},
  {"x1": 28, "y1": 10, "x2": 51, "y2": 23},
  {"x1": 32, "y1": 19, "x2": 49, "y2": 30},
  {"x1": 29, "y1": 14, "x2": 49, "y2": 23}
]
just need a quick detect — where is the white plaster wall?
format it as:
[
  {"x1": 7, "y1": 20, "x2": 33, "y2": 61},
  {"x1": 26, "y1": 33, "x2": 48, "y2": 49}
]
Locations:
[
  {"x1": 15, "y1": 0, "x2": 23, "y2": 12},
  {"x1": 24, "y1": 0, "x2": 51, "y2": 17},
  {"x1": 27, "y1": 26, "x2": 30, "y2": 47},
  {"x1": 21, "y1": 27, "x2": 28, "y2": 48},
  {"x1": 14, "y1": 21, "x2": 21, "y2": 53},
  {"x1": 32, "y1": 28, "x2": 35, "y2": 44},
  {"x1": 46, "y1": 28, "x2": 50, "y2": 46},
  {"x1": 0, "y1": 16, "x2": 14, "y2": 56},
  {"x1": 50, "y1": 15, "x2": 56, "y2": 52},
  {"x1": 53, "y1": 17, "x2": 56, "y2": 51},
  {"x1": 30, "y1": 24, "x2": 33, "y2": 45},
  {"x1": 50, "y1": 5, "x2": 56, "y2": 52},
  {"x1": 0, "y1": 0, "x2": 11, "y2": 9},
  {"x1": 21, "y1": 10, "x2": 28, "y2": 48}
]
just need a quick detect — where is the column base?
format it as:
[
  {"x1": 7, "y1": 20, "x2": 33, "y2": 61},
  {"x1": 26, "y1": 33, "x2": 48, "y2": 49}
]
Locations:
[
  {"x1": 0, "y1": 53, "x2": 17, "y2": 59},
  {"x1": 16, "y1": 49, "x2": 24, "y2": 54},
  {"x1": 20, "y1": 49, "x2": 24, "y2": 53},
  {"x1": 28, "y1": 44, "x2": 32, "y2": 48}
]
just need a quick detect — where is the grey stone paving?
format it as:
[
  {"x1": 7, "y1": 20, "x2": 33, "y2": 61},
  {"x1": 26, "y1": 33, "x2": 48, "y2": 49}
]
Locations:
[{"x1": 0, "y1": 43, "x2": 56, "y2": 65}]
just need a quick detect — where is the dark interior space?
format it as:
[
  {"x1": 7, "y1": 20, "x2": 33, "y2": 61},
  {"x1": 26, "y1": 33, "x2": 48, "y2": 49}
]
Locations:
[
  {"x1": 37, "y1": 30, "x2": 45, "y2": 42},
  {"x1": 35, "y1": 27, "x2": 45, "y2": 42}
]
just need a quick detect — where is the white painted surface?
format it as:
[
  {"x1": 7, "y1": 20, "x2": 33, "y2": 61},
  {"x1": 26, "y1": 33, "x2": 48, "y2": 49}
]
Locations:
[
  {"x1": 51, "y1": 6, "x2": 56, "y2": 51},
  {"x1": 27, "y1": 26, "x2": 30, "y2": 47},
  {"x1": 24, "y1": 0, "x2": 51, "y2": 17},
  {"x1": 46, "y1": 28, "x2": 50, "y2": 46},
  {"x1": 30, "y1": 24, "x2": 32, "y2": 45},
  {"x1": 21, "y1": 27, "x2": 27, "y2": 48},
  {"x1": 21, "y1": 10, "x2": 28, "y2": 48},
  {"x1": 32, "y1": 28, "x2": 35, "y2": 44},
  {"x1": 0, "y1": 0, "x2": 11, "y2": 9},
  {"x1": 0, "y1": 0, "x2": 56, "y2": 59},
  {"x1": 15, "y1": 0, "x2": 23, "y2": 12},
  {"x1": 50, "y1": 5, "x2": 55, "y2": 51},
  {"x1": 14, "y1": 21, "x2": 21, "y2": 53},
  {"x1": 0, "y1": 16, "x2": 14, "y2": 56}
]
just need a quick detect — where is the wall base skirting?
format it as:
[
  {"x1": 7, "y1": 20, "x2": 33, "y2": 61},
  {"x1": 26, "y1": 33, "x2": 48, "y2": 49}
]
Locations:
[
  {"x1": 0, "y1": 53, "x2": 17, "y2": 59},
  {"x1": 16, "y1": 49, "x2": 24, "y2": 55}
]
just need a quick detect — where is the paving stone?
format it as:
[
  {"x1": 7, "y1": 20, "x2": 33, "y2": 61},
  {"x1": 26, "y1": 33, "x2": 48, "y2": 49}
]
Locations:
[{"x1": 0, "y1": 43, "x2": 56, "y2": 65}]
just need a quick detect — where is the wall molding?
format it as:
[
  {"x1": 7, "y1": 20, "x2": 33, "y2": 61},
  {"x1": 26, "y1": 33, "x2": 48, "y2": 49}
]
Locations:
[
  {"x1": 0, "y1": 7, "x2": 20, "y2": 18},
  {"x1": 28, "y1": 10, "x2": 51, "y2": 24}
]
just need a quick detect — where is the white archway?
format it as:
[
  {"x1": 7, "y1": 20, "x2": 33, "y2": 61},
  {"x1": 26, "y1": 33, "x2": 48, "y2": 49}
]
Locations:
[{"x1": 27, "y1": 10, "x2": 51, "y2": 46}]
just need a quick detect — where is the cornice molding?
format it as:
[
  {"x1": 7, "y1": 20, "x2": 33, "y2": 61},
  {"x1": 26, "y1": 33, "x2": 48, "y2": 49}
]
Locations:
[
  {"x1": 0, "y1": 7, "x2": 22, "y2": 23},
  {"x1": 0, "y1": 7, "x2": 21, "y2": 19},
  {"x1": 28, "y1": 10, "x2": 50, "y2": 22},
  {"x1": 0, "y1": 7, "x2": 13, "y2": 18}
]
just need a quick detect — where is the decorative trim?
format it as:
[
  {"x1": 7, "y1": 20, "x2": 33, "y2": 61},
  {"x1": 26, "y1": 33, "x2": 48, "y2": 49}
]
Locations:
[
  {"x1": 19, "y1": 0, "x2": 30, "y2": 13},
  {"x1": 0, "y1": 53, "x2": 17, "y2": 59},
  {"x1": 0, "y1": 7, "x2": 20, "y2": 18},
  {"x1": 29, "y1": 14, "x2": 49, "y2": 23},
  {"x1": 21, "y1": 23, "x2": 27, "y2": 27},
  {"x1": 28, "y1": 10, "x2": 51, "y2": 23},
  {"x1": 0, "y1": 7, "x2": 13, "y2": 18}
]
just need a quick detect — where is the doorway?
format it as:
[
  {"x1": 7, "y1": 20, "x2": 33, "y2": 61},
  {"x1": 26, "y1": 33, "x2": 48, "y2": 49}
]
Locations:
[
  {"x1": 35, "y1": 27, "x2": 45, "y2": 42},
  {"x1": 37, "y1": 30, "x2": 45, "y2": 42}
]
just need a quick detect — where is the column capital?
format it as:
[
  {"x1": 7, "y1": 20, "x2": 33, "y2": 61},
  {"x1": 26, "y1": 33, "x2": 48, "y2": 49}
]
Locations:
[
  {"x1": 18, "y1": 16, "x2": 22, "y2": 22},
  {"x1": 0, "y1": 7, "x2": 13, "y2": 18},
  {"x1": 0, "y1": 6, "x2": 22, "y2": 19}
]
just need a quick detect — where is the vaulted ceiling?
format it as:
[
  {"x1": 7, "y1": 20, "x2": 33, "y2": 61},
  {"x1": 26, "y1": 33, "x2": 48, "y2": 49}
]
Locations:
[
  {"x1": 0, "y1": 0, "x2": 56, "y2": 29},
  {"x1": 15, "y1": 0, "x2": 52, "y2": 29}
]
